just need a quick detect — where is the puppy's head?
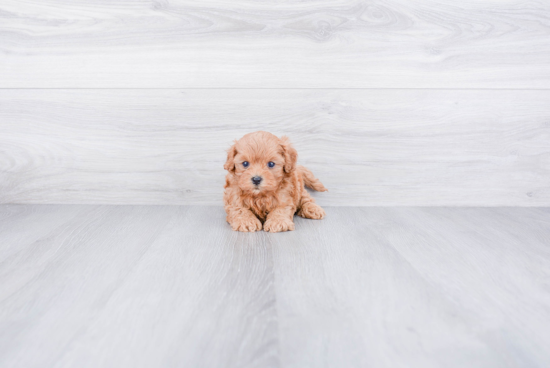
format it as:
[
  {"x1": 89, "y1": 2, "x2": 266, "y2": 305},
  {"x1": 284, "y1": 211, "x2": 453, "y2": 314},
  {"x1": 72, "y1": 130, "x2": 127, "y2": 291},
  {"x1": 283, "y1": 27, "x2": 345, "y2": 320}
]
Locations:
[{"x1": 224, "y1": 131, "x2": 297, "y2": 195}]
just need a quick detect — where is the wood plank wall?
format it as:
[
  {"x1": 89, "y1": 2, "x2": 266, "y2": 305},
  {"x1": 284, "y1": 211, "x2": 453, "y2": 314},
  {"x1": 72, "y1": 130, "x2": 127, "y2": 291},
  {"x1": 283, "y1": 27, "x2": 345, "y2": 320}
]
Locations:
[{"x1": 1, "y1": 0, "x2": 549, "y2": 205}]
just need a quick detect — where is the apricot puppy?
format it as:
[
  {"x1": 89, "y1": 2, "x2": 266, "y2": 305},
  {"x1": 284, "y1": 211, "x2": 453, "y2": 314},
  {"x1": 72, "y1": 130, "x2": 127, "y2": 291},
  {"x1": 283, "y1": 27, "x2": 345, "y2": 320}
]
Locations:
[{"x1": 223, "y1": 131, "x2": 327, "y2": 232}]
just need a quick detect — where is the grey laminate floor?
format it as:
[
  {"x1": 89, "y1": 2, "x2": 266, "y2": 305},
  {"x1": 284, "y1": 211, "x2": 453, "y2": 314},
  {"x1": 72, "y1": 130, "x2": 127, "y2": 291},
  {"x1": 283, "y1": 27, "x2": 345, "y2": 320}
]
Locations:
[{"x1": 1, "y1": 205, "x2": 549, "y2": 368}]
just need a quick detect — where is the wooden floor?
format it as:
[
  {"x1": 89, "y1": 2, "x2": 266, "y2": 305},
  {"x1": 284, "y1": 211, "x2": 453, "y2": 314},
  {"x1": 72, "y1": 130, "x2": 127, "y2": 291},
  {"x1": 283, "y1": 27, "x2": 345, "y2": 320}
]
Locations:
[{"x1": 1, "y1": 205, "x2": 549, "y2": 368}]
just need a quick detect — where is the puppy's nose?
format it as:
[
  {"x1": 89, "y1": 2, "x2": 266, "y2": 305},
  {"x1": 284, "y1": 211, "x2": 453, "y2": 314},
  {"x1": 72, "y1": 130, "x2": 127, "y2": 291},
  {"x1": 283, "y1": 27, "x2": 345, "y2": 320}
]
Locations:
[{"x1": 252, "y1": 176, "x2": 262, "y2": 185}]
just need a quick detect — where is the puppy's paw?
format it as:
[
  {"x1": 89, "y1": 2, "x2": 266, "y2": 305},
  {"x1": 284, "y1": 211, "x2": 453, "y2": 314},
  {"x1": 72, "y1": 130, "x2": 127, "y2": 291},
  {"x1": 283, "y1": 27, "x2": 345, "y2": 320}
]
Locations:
[
  {"x1": 264, "y1": 217, "x2": 295, "y2": 233},
  {"x1": 298, "y1": 203, "x2": 326, "y2": 220},
  {"x1": 230, "y1": 216, "x2": 262, "y2": 232}
]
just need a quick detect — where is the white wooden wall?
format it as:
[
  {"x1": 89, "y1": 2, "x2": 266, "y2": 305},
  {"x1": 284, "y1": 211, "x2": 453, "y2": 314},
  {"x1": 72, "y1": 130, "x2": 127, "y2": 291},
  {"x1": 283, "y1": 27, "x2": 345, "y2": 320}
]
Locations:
[{"x1": 1, "y1": 0, "x2": 549, "y2": 206}]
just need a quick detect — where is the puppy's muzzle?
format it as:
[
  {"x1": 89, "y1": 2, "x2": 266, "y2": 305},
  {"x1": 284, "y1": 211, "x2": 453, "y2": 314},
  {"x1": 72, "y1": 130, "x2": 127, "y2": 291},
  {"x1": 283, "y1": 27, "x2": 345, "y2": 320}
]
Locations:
[{"x1": 251, "y1": 176, "x2": 262, "y2": 186}]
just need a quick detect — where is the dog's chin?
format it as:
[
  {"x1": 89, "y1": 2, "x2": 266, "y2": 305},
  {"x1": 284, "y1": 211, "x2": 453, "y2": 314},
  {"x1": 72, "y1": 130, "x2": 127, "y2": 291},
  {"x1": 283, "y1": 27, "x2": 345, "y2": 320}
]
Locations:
[
  {"x1": 240, "y1": 179, "x2": 280, "y2": 196},
  {"x1": 241, "y1": 185, "x2": 263, "y2": 196}
]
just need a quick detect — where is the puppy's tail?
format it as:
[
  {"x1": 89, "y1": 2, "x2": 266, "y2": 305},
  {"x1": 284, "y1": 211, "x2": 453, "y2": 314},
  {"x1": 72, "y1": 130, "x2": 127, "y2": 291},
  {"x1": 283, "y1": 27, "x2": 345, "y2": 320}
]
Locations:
[{"x1": 298, "y1": 165, "x2": 328, "y2": 192}]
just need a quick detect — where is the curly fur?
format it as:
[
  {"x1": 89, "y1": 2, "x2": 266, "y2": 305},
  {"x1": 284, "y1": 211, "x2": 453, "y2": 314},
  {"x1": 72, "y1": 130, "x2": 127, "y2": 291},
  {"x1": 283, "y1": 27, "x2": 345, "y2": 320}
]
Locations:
[{"x1": 223, "y1": 131, "x2": 327, "y2": 232}]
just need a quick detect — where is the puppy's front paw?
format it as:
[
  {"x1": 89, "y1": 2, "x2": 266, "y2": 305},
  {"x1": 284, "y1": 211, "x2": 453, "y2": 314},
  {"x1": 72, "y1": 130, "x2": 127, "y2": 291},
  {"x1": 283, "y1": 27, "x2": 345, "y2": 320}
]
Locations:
[
  {"x1": 264, "y1": 217, "x2": 295, "y2": 233},
  {"x1": 230, "y1": 216, "x2": 262, "y2": 232},
  {"x1": 298, "y1": 203, "x2": 325, "y2": 220}
]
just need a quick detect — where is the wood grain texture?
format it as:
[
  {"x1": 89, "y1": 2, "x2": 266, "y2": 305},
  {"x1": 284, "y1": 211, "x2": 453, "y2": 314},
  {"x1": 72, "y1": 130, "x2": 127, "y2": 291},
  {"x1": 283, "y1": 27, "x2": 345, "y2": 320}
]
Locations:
[
  {"x1": 1, "y1": 89, "x2": 549, "y2": 206},
  {"x1": 0, "y1": 205, "x2": 278, "y2": 368},
  {"x1": 270, "y1": 206, "x2": 550, "y2": 367},
  {"x1": 2, "y1": 0, "x2": 550, "y2": 88},
  {"x1": 1, "y1": 205, "x2": 550, "y2": 367}
]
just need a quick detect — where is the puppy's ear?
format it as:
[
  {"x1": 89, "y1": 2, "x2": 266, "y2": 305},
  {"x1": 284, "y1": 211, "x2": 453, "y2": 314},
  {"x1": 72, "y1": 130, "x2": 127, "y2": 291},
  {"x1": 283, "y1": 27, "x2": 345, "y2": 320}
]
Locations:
[
  {"x1": 224, "y1": 143, "x2": 237, "y2": 172},
  {"x1": 280, "y1": 136, "x2": 298, "y2": 173}
]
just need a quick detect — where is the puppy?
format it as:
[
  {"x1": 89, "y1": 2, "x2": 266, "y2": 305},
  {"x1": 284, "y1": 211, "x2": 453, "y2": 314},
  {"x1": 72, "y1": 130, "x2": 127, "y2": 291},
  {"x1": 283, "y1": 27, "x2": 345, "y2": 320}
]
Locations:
[{"x1": 223, "y1": 131, "x2": 327, "y2": 232}]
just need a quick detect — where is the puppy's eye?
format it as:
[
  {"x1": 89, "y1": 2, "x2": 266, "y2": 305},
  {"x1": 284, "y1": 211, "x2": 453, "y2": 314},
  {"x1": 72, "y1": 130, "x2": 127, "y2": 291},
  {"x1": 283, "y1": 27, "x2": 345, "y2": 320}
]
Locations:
[
  {"x1": 242, "y1": 161, "x2": 249, "y2": 168},
  {"x1": 268, "y1": 161, "x2": 275, "y2": 168}
]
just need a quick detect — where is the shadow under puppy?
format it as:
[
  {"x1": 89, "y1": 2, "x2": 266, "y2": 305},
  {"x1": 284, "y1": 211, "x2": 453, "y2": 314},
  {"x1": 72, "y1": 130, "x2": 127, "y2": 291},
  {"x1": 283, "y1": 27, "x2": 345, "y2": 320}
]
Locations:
[{"x1": 224, "y1": 131, "x2": 327, "y2": 232}]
